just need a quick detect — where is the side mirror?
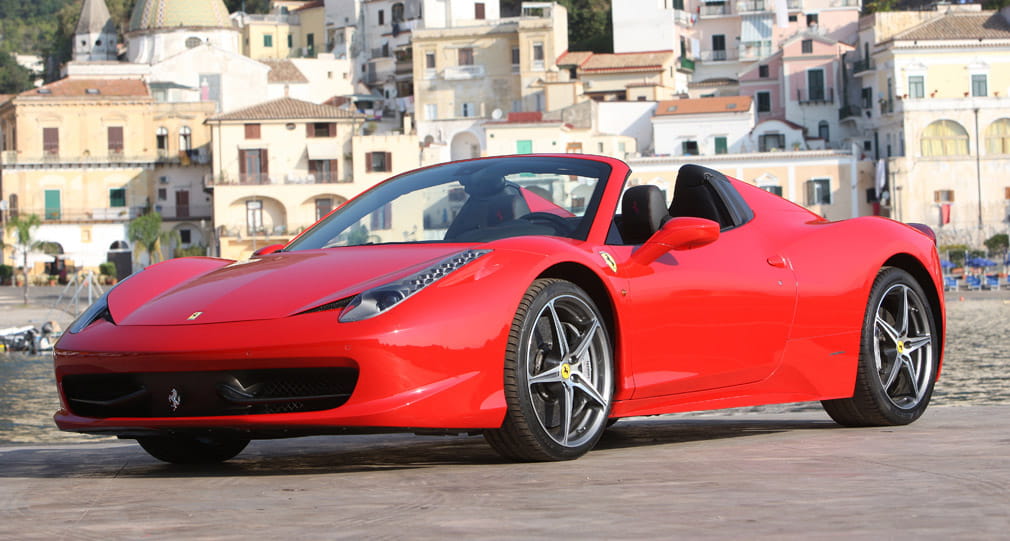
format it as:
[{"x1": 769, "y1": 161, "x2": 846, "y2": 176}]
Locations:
[
  {"x1": 252, "y1": 244, "x2": 285, "y2": 257},
  {"x1": 631, "y1": 217, "x2": 720, "y2": 266}
]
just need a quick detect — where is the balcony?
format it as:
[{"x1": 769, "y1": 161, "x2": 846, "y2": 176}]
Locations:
[
  {"x1": 206, "y1": 172, "x2": 352, "y2": 186},
  {"x1": 700, "y1": 3, "x2": 730, "y2": 16},
  {"x1": 218, "y1": 224, "x2": 290, "y2": 239},
  {"x1": 678, "y1": 56, "x2": 696, "y2": 72},
  {"x1": 787, "y1": 0, "x2": 802, "y2": 8},
  {"x1": 443, "y1": 65, "x2": 486, "y2": 80},
  {"x1": 739, "y1": 41, "x2": 772, "y2": 61},
  {"x1": 737, "y1": 0, "x2": 767, "y2": 13},
  {"x1": 796, "y1": 87, "x2": 835, "y2": 104},
  {"x1": 852, "y1": 59, "x2": 874, "y2": 74},
  {"x1": 1, "y1": 150, "x2": 157, "y2": 167},
  {"x1": 830, "y1": 0, "x2": 860, "y2": 6},
  {"x1": 838, "y1": 104, "x2": 862, "y2": 121},
  {"x1": 20, "y1": 206, "x2": 144, "y2": 222},
  {"x1": 153, "y1": 203, "x2": 212, "y2": 220},
  {"x1": 700, "y1": 49, "x2": 739, "y2": 62}
]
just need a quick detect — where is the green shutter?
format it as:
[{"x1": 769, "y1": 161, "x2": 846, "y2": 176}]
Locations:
[
  {"x1": 715, "y1": 137, "x2": 728, "y2": 154},
  {"x1": 109, "y1": 188, "x2": 126, "y2": 208},
  {"x1": 516, "y1": 140, "x2": 532, "y2": 154},
  {"x1": 44, "y1": 190, "x2": 61, "y2": 220}
]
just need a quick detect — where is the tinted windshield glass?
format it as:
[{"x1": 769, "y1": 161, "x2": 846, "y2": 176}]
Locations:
[{"x1": 286, "y1": 156, "x2": 610, "y2": 250}]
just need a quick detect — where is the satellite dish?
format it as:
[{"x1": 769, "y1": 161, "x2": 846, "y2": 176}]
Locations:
[{"x1": 491, "y1": 108, "x2": 503, "y2": 120}]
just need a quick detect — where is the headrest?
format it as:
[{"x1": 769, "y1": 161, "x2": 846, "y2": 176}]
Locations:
[
  {"x1": 460, "y1": 168, "x2": 508, "y2": 197},
  {"x1": 621, "y1": 185, "x2": 669, "y2": 244}
]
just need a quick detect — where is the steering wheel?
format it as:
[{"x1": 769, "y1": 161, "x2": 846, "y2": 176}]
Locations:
[{"x1": 522, "y1": 212, "x2": 573, "y2": 235}]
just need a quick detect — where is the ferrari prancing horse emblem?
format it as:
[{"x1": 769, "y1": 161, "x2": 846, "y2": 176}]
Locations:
[
  {"x1": 168, "y1": 388, "x2": 181, "y2": 411},
  {"x1": 187, "y1": 311, "x2": 203, "y2": 321},
  {"x1": 599, "y1": 251, "x2": 618, "y2": 273}
]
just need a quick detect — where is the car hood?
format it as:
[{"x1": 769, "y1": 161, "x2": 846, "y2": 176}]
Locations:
[{"x1": 110, "y1": 245, "x2": 474, "y2": 326}]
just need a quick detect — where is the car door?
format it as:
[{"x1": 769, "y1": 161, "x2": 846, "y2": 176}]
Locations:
[{"x1": 616, "y1": 224, "x2": 798, "y2": 399}]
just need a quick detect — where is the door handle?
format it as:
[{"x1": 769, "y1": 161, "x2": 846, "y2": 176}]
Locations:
[{"x1": 767, "y1": 255, "x2": 790, "y2": 269}]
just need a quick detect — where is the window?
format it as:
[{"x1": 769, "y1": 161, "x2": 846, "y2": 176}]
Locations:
[
  {"x1": 156, "y1": 127, "x2": 168, "y2": 152},
  {"x1": 378, "y1": 9, "x2": 385, "y2": 25},
  {"x1": 245, "y1": 123, "x2": 261, "y2": 139},
  {"x1": 43, "y1": 127, "x2": 58, "y2": 156},
  {"x1": 714, "y1": 136, "x2": 728, "y2": 154},
  {"x1": 308, "y1": 122, "x2": 336, "y2": 137},
  {"x1": 712, "y1": 35, "x2": 726, "y2": 61},
  {"x1": 287, "y1": 34, "x2": 292, "y2": 48},
  {"x1": 263, "y1": 34, "x2": 273, "y2": 47},
  {"x1": 392, "y1": 3, "x2": 404, "y2": 23},
  {"x1": 424, "y1": 104, "x2": 438, "y2": 121},
  {"x1": 517, "y1": 140, "x2": 532, "y2": 154},
  {"x1": 179, "y1": 229, "x2": 192, "y2": 244},
  {"x1": 315, "y1": 198, "x2": 334, "y2": 220},
  {"x1": 909, "y1": 75, "x2": 924, "y2": 99},
  {"x1": 158, "y1": 187, "x2": 167, "y2": 201},
  {"x1": 934, "y1": 190, "x2": 955, "y2": 203},
  {"x1": 366, "y1": 151, "x2": 391, "y2": 172},
  {"x1": 7, "y1": 194, "x2": 17, "y2": 219},
  {"x1": 818, "y1": 121, "x2": 829, "y2": 143},
  {"x1": 682, "y1": 140, "x2": 699, "y2": 155},
  {"x1": 986, "y1": 118, "x2": 1010, "y2": 154},
  {"x1": 512, "y1": 47, "x2": 520, "y2": 71},
  {"x1": 426, "y1": 51, "x2": 436, "y2": 69},
  {"x1": 239, "y1": 149, "x2": 268, "y2": 183},
  {"x1": 788, "y1": 14, "x2": 797, "y2": 22},
  {"x1": 461, "y1": 103, "x2": 476, "y2": 117},
  {"x1": 801, "y1": 39, "x2": 813, "y2": 54},
  {"x1": 109, "y1": 188, "x2": 126, "y2": 208},
  {"x1": 759, "y1": 133, "x2": 785, "y2": 152},
  {"x1": 921, "y1": 120, "x2": 969, "y2": 157},
  {"x1": 532, "y1": 42, "x2": 545, "y2": 70},
  {"x1": 176, "y1": 190, "x2": 190, "y2": 218},
  {"x1": 761, "y1": 185, "x2": 783, "y2": 196},
  {"x1": 179, "y1": 126, "x2": 192, "y2": 151},
  {"x1": 759, "y1": 65, "x2": 769, "y2": 78},
  {"x1": 475, "y1": 2, "x2": 485, "y2": 19},
  {"x1": 861, "y1": 87, "x2": 872, "y2": 109},
  {"x1": 107, "y1": 126, "x2": 124, "y2": 155},
  {"x1": 44, "y1": 190, "x2": 61, "y2": 220},
  {"x1": 972, "y1": 74, "x2": 988, "y2": 97},
  {"x1": 309, "y1": 159, "x2": 337, "y2": 182},
  {"x1": 566, "y1": 142, "x2": 583, "y2": 153},
  {"x1": 246, "y1": 200, "x2": 263, "y2": 235},
  {"x1": 805, "y1": 178, "x2": 831, "y2": 205},
  {"x1": 806, "y1": 13, "x2": 818, "y2": 26},
  {"x1": 370, "y1": 203, "x2": 393, "y2": 230},
  {"x1": 807, "y1": 69, "x2": 825, "y2": 101},
  {"x1": 458, "y1": 47, "x2": 474, "y2": 66},
  {"x1": 756, "y1": 91, "x2": 771, "y2": 113}
]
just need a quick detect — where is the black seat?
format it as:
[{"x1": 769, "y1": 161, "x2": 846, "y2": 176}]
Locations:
[
  {"x1": 619, "y1": 185, "x2": 669, "y2": 244},
  {"x1": 668, "y1": 164, "x2": 730, "y2": 226},
  {"x1": 444, "y1": 174, "x2": 530, "y2": 240}
]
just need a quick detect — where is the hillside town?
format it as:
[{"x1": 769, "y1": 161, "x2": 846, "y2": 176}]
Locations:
[{"x1": 0, "y1": 0, "x2": 1008, "y2": 281}]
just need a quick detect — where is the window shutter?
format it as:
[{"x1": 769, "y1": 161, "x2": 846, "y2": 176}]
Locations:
[
  {"x1": 330, "y1": 159, "x2": 338, "y2": 179},
  {"x1": 306, "y1": 123, "x2": 314, "y2": 137},
  {"x1": 108, "y1": 126, "x2": 124, "y2": 153},
  {"x1": 261, "y1": 149, "x2": 269, "y2": 173},
  {"x1": 238, "y1": 150, "x2": 247, "y2": 175},
  {"x1": 308, "y1": 159, "x2": 317, "y2": 175},
  {"x1": 365, "y1": 152, "x2": 373, "y2": 172},
  {"x1": 384, "y1": 152, "x2": 392, "y2": 171},
  {"x1": 328, "y1": 123, "x2": 336, "y2": 137}
]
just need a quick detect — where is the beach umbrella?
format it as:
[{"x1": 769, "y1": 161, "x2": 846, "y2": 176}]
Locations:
[
  {"x1": 940, "y1": 259, "x2": 955, "y2": 269},
  {"x1": 966, "y1": 257, "x2": 997, "y2": 267}
]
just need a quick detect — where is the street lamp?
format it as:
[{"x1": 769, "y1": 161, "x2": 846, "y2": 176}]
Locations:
[{"x1": 973, "y1": 107, "x2": 983, "y2": 232}]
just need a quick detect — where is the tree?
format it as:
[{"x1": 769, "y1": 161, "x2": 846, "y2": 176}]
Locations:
[
  {"x1": 127, "y1": 212, "x2": 179, "y2": 267},
  {"x1": 984, "y1": 233, "x2": 1009, "y2": 255},
  {"x1": 8, "y1": 213, "x2": 42, "y2": 304},
  {"x1": 0, "y1": 51, "x2": 35, "y2": 94}
]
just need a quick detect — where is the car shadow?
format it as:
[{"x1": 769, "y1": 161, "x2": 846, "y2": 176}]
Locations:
[{"x1": 0, "y1": 416, "x2": 839, "y2": 479}]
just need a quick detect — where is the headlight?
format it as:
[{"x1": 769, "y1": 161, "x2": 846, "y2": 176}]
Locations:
[
  {"x1": 67, "y1": 290, "x2": 112, "y2": 334},
  {"x1": 339, "y1": 249, "x2": 491, "y2": 322}
]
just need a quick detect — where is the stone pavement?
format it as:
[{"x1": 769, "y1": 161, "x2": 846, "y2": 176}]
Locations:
[{"x1": 1, "y1": 405, "x2": 1007, "y2": 539}]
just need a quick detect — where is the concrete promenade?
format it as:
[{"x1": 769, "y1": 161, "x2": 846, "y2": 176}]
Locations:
[{"x1": 1, "y1": 406, "x2": 1008, "y2": 539}]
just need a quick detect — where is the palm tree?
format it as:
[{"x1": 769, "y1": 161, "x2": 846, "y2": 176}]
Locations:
[
  {"x1": 127, "y1": 212, "x2": 180, "y2": 268},
  {"x1": 8, "y1": 213, "x2": 42, "y2": 304}
]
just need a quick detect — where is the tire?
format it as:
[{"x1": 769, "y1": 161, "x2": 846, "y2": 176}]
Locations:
[
  {"x1": 137, "y1": 434, "x2": 250, "y2": 464},
  {"x1": 485, "y1": 279, "x2": 614, "y2": 461},
  {"x1": 822, "y1": 267, "x2": 939, "y2": 426}
]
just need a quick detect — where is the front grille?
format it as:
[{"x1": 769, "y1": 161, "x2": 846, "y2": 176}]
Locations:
[{"x1": 62, "y1": 367, "x2": 358, "y2": 418}]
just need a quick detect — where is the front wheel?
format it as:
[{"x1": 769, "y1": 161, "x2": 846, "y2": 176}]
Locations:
[
  {"x1": 137, "y1": 434, "x2": 250, "y2": 464},
  {"x1": 822, "y1": 267, "x2": 939, "y2": 426},
  {"x1": 485, "y1": 279, "x2": 614, "y2": 461}
]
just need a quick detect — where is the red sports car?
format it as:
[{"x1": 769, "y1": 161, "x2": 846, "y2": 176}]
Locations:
[{"x1": 54, "y1": 155, "x2": 944, "y2": 463}]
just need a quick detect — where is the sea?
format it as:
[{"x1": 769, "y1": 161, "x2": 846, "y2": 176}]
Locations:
[{"x1": 2, "y1": 298, "x2": 1008, "y2": 445}]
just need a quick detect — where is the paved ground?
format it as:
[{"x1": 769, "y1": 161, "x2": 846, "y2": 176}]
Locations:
[{"x1": 1, "y1": 405, "x2": 1008, "y2": 539}]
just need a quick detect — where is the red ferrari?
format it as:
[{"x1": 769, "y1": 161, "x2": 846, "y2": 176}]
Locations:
[{"x1": 54, "y1": 155, "x2": 945, "y2": 463}]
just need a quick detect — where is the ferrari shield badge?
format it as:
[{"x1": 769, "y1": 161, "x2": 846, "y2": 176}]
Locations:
[{"x1": 599, "y1": 251, "x2": 618, "y2": 273}]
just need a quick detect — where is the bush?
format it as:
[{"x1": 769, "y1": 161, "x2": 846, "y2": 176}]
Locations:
[
  {"x1": 174, "y1": 244, "x2": 207, "y2": 258},
  {"x1": 0, "y1": 265, "x2": 12, "y2": 281},
  {"x1": 985, "y1": 234, "x2": 1008, "y2": 255},
  {"x1": 98, "y1": 262, "x2": 117, "y2": 276}
]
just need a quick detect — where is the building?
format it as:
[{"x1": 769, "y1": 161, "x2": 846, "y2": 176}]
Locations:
[
  {"x1": 652, "y1": 96, "x2": 755, "y2": 156},
  {"x1": 846, "y1": 6, "x2": 1010, "y2": 244}
]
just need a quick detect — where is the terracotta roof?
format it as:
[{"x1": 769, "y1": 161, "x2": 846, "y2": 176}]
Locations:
[
  {"x1": 18, "y1": 78, "x2": 150, "y2": 98},
  {"x1": 580, "y1": 50, "x2": 675, "y2": 72},
  {"x1": 261, "y1": 59, "x2": 309, "y2": 83},
  {"x1": 556, "y1": 51, "x2": 593, "y2": 67},
  {"x1": 292, "y1": 0, "x2": 324, "y2": 11},
  {"x1": 655, "y1": 96, "x2": 752, "y2": 116},
  {"x1": 209, "y1": 97, "x2": 367, "y2": 121},
  {"x1": 895, "y1": 11, "x2": 1010, "y2": 41}
]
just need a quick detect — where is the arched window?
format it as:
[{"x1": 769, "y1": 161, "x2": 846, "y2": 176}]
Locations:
[
  {"x1": 392, "y1": 2, "x2": 405, "y2": 23},
  {"x1": 156, "y1": 127, "x2": 168, "y2": 152},
  {"x1": 985, "y1": 118, "x2": 1010, "y2": 155},
  {"x1": 179, "y1": 126, "x2": 192, "y2": 152},
  {"x1": 920, "y1": 120, "x2": 969, "y2": 157}
]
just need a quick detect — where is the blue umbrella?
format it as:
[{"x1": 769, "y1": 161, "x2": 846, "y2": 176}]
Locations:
[
  {"x1": 966, "y1": 257, "x2": 997, "y2": 267},
  {"x1": 940, "y1": 260, "x2": 955, "y2": 269}
]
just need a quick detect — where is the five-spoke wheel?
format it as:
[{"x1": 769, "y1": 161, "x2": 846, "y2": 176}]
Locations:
[
  {"x1": 822, "y1": 267, "x2": 939, "y2": 426},
  {"x1": 485, "y1": 279, "x2": 613, "y2": 461}
]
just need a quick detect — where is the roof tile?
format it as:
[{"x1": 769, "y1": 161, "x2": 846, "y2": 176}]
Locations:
[
  {"x1": 896, "y1": 11, "x2": 1010, "y2": 41},
  {"x1": 655, "y1": 96, "x2": 753, "y2": 116},
  {"x1": 209, "y1": 97, "x2": 366, "y2": 121}
]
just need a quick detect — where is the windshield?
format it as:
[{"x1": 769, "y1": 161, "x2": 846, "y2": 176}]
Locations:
[{"x1": 286, "y1": 156, "x2": 611, "y2": 251}]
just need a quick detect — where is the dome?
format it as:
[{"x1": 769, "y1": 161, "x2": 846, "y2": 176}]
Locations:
[{"x1": 128, "y1": 0, "x2": 232, "y2": 33}]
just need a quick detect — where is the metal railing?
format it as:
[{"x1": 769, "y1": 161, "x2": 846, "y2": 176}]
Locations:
[
  {"x1": 737, "y1": 0, "x2": 767, "y2": 12},
  {"x1": 443, "y1": 65, "x2": 486, "y2": 80},
  {"x1": 796, "y1": 87, "x2": 835, "y2": 104},
  {"x1": 700, "y1": 4, "x2": 730, "y2": 16},
  {"x1": 17, "y1": 206, "x2": 144, "y2": 222},
  {"x1": 852, "y1": 59, "x2": 874, "y2": 74},
  {"x1": 838, "y1": 104, "x2": 862, "y2": 120},
  {"x1": 206, "y1": 173, "x2": 353, "y2": 186}
]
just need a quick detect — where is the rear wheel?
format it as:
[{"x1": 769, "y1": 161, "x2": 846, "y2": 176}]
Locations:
[
  {"x1": 822, "y1": 267, "x2": 939, "y2": 426},
  {"x1": 485, "y1": 279, "x2": 613, "y2": 461},
  {"x1": 137, "y1": 434, "x2": 250, "y2": 464}
]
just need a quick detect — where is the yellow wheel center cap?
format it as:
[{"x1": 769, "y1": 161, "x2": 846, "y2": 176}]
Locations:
[
  {"x1": 560, "y1": 364, "x2": 572, "y2": 379},
  {"x1": 897, "y1": 341, "x2": 905, "y2": 354}
]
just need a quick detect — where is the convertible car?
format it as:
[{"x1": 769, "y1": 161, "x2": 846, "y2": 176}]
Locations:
[{"x1": 54, "y1": 155, "x2": 944, "y2": 463}]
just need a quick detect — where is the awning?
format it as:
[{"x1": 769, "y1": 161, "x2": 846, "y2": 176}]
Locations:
[{"x1": 306, "y1": 141, "x2": 340, "y2": 160}]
